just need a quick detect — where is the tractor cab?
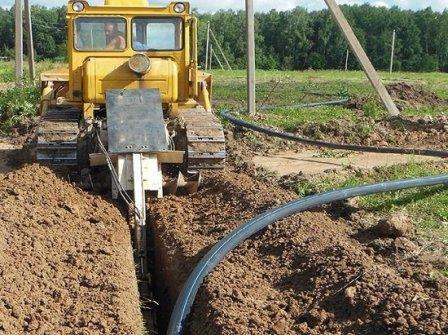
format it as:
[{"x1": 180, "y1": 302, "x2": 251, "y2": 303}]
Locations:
[{"x1": 61, "y1": 0, "x2": 210, "y2": 119}]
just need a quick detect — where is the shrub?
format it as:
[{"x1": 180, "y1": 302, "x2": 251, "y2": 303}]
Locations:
[{"x1": 0, "y1": 86, "x2": 40, "y2": 134}]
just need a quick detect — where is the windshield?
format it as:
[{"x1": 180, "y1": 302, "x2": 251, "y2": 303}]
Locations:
[
  {"x1": 75, "y1": 17, "x2": 126, "y2": 51},
  {"x1": 132, "y1": 17, "x2": 183, "y2": 51}
]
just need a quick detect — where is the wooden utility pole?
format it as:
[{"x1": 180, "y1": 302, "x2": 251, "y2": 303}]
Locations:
[
  {"x1": 389, "y1": 30, "x2": 396, "y2": 75},
  {"x1": 209, "y1": 44, "x2": 213, "y2": 70},
  {"x1": 209, "y1": 28, "x2": 232, "y2": 70},
  {"x1": 212, "y1": 47, "x2": 224, "y2": 70},
  {"x1": 24, "y1": 0, "x2": 35, "y2": 82},
  {"x1": 345, "y1": 49, "x2": 349, "y2": 71},
  {"x1": 15, "y1": 0, "x2": 24, "y2": 87},
  {"x1": 323, "y1": 0, "x2": 399, "y2": 116},
  {"x1": 246, "y1": 0, "x2": 256, "y2": 115},
  {"x1": 205, "y1": 21, "x2": 210, "y2": 70}
]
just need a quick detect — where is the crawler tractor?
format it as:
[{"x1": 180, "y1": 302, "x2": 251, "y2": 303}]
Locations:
[{"x1": 34, "y1": 0, "x2": 226, "y2": 265}]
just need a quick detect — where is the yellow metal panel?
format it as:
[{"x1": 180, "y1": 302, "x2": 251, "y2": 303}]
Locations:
[
  {"x1": 41, "y1": 68, "x2": 69, "y2": 82},
  {"x1": 104, "y1": 0, "x2": 148, "y2": 6},
  {"x1": 83, "y1": 57, "x2": 178, "y2": 104}
]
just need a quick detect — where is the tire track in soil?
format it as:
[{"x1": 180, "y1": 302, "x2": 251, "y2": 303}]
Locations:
[
  {"x1": 0, "y1": 164, "x2": 145, "y2": 334},
  {"x1": 150, "y1": 169, "x2": 448, "y2": 335}
]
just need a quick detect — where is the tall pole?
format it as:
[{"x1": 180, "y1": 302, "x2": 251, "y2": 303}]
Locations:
[
  {"x1": 323, "y1": 0, "x2": 399, "y2": 117},
  {"x1": 15, "y1": 0, "x2": 23, "y2": 87},
  {"x1": 212, "y1": 47, "x2": 225, "y2": 70},
  {"x1": 205, "y1": 21, "x2": 210, "y2": 70},
  {"x1": 389, "y1": 29, "x2": 396, "y2": 75},
  {"x1": 24, "y1": 0, "x2": 35, "y2": 82},
  {"x1": 345, "y1": 49, "x2": 349, "y2": 71},
  {"x1": 209, "y1": 28, "x2": 233, "y2": 70},
  {"x1": 209, "y1": 44, "x2": 213, "y2": 70},
  {"x1": 246, "y1": 0, "x2": 256, "y2": 115}
]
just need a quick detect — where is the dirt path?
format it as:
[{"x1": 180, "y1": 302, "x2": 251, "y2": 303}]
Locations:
[
  {"x1": 0, "y1": 164, "x2": 144, "y2": 334},
  {"x1": 253, "y1": 149, "x2": 441, "y2": 176},
  {"x1": 151, "y1": 170, "x2": 448, "y2": 335}
]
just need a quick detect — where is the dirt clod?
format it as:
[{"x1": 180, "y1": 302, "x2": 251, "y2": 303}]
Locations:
[{"x1": 376, "y1": 211, "x2": 414, "y2": 238}]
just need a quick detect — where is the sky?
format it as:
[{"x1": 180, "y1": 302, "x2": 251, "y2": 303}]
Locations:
[{"x1": 0, "y1": 0, "x2": 447, "y2": 13}]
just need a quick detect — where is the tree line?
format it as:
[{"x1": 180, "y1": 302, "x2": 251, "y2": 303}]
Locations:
[{"x1": 1, "y1": 4, "x2": 447, "y2": 72}]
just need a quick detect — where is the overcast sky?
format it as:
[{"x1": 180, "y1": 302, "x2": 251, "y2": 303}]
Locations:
[{"x1": 0, "y1": 0, "x2": 447, "y2": 12}]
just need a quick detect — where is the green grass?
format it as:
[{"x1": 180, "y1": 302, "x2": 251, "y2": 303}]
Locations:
[
  {"x1": 0, "y1": 60, "x2": 64, "y2": 84},
  {"x1": 212, "y1": 69, "x2": 448, "y2": 129},
  {"x1": 284, "y1": 160, "x2": 448, "y2": 242}
]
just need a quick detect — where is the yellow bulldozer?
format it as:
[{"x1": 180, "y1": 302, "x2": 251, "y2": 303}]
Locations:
[{"x1": 34, "y1": 0, "x2": 226, "y2": 265}]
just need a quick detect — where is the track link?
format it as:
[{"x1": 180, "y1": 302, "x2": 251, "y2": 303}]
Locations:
[
  {"x1": 35, "y1": 107, "x2": 81, "y2": 166},
  {"x1": 181, "y1": 107, "x2": 226, "y2": 170}
]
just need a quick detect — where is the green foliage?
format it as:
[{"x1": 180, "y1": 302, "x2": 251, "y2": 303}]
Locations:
[
  {"x1": 0, "y1": 86, "x2": 39, "y2": 134},
  {"x1": 0, "y1": 63, "x2": 14, "y2": 82},
  {"x1": 195, "y1": 5, "x2": 448, "y2": 72},
  {"x1": 0, "y1": 4, "x2": 447, "y2": 72}
]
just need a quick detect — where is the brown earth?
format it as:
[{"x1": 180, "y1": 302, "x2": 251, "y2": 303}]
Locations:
[
  {"x1": 0, "y1": 164, "x2": 144, "y2": 334},
  {"x1": 386, "y1": 82, "x2": 448, "y2": 108},
  {"x1": 150, "y1": 170, "x2": 448, "y2": 335}
]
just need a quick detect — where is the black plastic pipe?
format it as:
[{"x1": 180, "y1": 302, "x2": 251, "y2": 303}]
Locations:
[
  {"x1": 259, "y1": 98, "x2": 350, "y2": 110},
  {"x1": 221, "y1": 111, "x2": 448, "y2": 158},
  {"x1": 167, "y1": 174, "x2": 448, "y2": 335}
]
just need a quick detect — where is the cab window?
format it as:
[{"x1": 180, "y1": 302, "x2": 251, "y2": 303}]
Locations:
[
  {"x1": 132, "y1": 17, "x2": 183, "y2": 51},
  {"x1": 75, "y1": 17, "x2": 127, "y2": 51}
]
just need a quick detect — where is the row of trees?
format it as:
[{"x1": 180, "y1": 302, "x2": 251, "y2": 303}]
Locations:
[
  {"x1": 1, "y1": 4, "x2": 447, "y2": 72},
  {"x1": 198, "y1": 5, "x2": 448, "y2": 72},
  {"x1": 0, "y1": 5, "x2": 67, "y2": 60}
]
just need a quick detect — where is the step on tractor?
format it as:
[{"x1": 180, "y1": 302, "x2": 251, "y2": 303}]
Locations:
[{"x1": 33, "y1": 0, "x2": 226, "y2": 268}]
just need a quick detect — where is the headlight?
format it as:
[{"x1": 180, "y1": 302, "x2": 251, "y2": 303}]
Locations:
[
  {"x1": 72, "y1": 1, "x2": 85, "y2": 12},
  {"x1": 129, "y1": 54, "x2": 151, "y2": 75},
  {"x1": 173, "y1": 2, "x2": 186, "y2": 13}
]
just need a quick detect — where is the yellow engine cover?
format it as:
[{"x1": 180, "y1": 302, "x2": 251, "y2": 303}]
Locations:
[
  {"x1": 104, "y1": 0, "x2": 148, "y2": 6},
  {"x1": 83, "y1": 57, "x2": 179, "y2": 104}
]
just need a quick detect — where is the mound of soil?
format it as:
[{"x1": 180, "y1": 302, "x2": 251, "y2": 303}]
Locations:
[
  {"x1": 296, "y1": 115, "x2": 448, "y2": 151},
  {"x1": 0, "y1": 165, "x2": 144, "y2": 334},
  {"x1": 151, "y1": 170, "x2": 448, "y2": 335},
  {"x1": 386, "y1": 82, "x2": 447, "y2": 108}
]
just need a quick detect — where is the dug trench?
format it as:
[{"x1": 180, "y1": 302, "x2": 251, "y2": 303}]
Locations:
[{"x1": 150, "y1": 167, "x2": 448, "y2": 334}]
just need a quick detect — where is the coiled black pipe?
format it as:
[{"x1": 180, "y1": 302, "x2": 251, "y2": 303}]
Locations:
[
  {"x1": 221, "y1": 111, "x2": 448, "y2": 158},
  {"x1": 167, "y1": 174, "x2": 448, "y2": 335}
]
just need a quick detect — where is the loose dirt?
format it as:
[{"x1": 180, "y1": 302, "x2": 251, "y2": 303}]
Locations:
[
  {"x1": 386, "y1": 82, "x2": 448, "y2": 108},
  {"x1": 0, "y1": 164, "x2": 144, "y2": 334},
  {"x1": 0, "y1": 139, "x2": 19, "y2": 174},
  {"x1": 151, "y1": 170, "x2": 448, "y2": 335}
]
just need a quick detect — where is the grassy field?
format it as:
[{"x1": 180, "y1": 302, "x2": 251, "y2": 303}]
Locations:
[
  {"x1": 213, "y1": 69, "x2": 448, "y2": 129},
  {"x1": 1, "y1": 61, "x2": 447, "y2": 253}
]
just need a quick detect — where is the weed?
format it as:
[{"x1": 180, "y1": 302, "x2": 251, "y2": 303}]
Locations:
[{"x1": 0, "y1": 86, "x2": 40, "y2": 134}]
